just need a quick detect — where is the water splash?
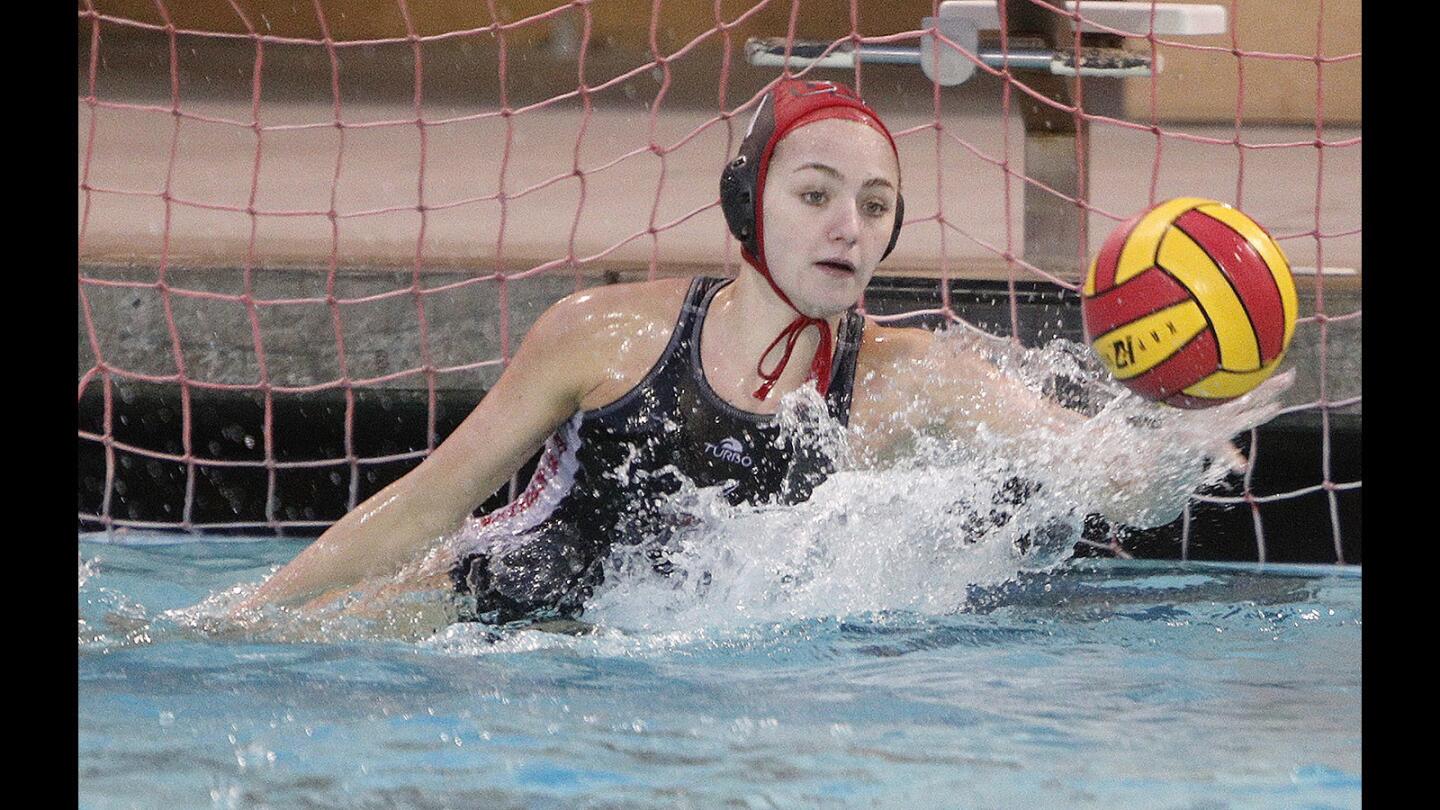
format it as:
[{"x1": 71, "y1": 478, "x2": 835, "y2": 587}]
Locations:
[
  {"x1": 581, "y1": 331, "x2": 1289, "y2": 633},
  {"x1": 79, "y1": 584, "x2": 156, "y2": 651},
  {"x1": 79, "y1": 552, "x2": 98, "y2": 589},
  {"x1": 165, "y1": 331, "x2": 1289, "y2": 645}
]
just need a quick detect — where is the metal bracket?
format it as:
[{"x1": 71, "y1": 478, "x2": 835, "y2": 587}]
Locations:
[
  {"x1": 746, "y1": 29, "x2": 1152, "y2": 86},
  {"x1": 919, "y1": 15, "x2": 979, "y2": 87},
  {"x1": 745, "y1": 2, "x2": 1225, "y2": 86}
]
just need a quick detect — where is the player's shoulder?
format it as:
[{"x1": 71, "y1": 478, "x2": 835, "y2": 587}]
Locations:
[
  {"x1": 554, "y1": 276, "x2": 693, "y2": 319},
  {"x1": 520, "y1": 276, "x2": 697, "y2": 369},
  {"x1": 854, "y1": 319, "x2": 995, "y2": 388},
  {"x1": 857, "y1": 319, "x2": 936, "y2": 369}
]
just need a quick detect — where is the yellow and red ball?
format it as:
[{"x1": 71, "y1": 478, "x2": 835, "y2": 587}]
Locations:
[{"x1": 1081, "y1": 198, "x2": 1298, "y2": 408}]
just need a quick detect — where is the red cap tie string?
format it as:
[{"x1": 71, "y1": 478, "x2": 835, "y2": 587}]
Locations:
[
  {"x1": 753, "y1": 314, "x2": 834, "y2": 401},
  {"x1": 742, "y1": 244, "x2": 837, "y2": 401}
]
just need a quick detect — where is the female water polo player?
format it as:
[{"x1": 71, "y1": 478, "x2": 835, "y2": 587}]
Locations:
[{"x1": 239, "y1": 79, "x2": 1256, "y2": 622}]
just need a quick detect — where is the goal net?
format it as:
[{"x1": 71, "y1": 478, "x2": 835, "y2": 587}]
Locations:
[{"x1": 78, "y1": 0, "x2": 1360, "y2": 562}]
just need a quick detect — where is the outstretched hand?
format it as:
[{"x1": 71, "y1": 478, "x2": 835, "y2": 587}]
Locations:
[
  {"x1": 1189, "y1": 369, "x2": 1294, "y2": 475},
  {"x1": 1218, "y1": 442, "x2": 1249, "y2": 475},
  {"x1": 1074, "y1": 369, "x2": 1294, "y2": 528}
]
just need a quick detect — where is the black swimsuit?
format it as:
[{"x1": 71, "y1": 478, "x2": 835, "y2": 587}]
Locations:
[{"x1": 452, "y1": 276, "x2": 866, "y2": 623}]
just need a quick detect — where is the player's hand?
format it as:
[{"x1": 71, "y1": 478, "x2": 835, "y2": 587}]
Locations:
[
  {"x1": 1216, "y1": 441, "x2": 1248, "y2": 475},
  {"x1": 1197, "y1": 369, "x2": 1295, "y2": 476}
]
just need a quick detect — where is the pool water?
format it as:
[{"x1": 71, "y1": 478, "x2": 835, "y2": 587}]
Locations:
[{"x1": 79, "y1": 536, "x2": 1360, "y2": 809}]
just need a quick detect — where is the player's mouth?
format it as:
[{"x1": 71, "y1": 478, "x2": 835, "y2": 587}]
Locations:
[{"x1": 814, "y1": 258, "x2": 856, "y2": 276}]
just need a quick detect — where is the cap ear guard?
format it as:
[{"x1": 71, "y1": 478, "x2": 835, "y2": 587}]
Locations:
[
  {"x1": 720, "y1": 94, "x2": 774, "y2": 258},
  {"x1": 720, "y1": 151, "x2": 764, "y2": 257},
  {"x1": 881, "y1": 193, "x2": 904, "y2": 261}
]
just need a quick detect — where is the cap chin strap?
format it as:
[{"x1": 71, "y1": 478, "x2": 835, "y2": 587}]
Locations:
[{"x1": 741, "y1": 247, "x2": 834, "y2": 402}]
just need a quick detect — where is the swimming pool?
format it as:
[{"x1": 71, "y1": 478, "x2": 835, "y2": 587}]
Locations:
[{"x1": 79, "y1": 536, "x2": 1359, "y2": 808}]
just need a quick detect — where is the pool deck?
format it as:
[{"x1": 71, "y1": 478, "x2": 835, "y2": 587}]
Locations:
[{"x1": 78, "y1": 98, "x2": 1361, "y2": 286}]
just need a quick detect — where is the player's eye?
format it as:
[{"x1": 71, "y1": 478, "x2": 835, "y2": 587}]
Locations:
[
  {"x1": 864, "y1": 199, "x2": 891, "y2": 217},
  {"x1": 800, "y1": 189, "x2": 827, "y2": 206}
]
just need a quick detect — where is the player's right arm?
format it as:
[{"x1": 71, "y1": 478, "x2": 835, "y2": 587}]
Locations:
[{"x1": 235, "y1": 292, "x2": 607, "y2": 612}]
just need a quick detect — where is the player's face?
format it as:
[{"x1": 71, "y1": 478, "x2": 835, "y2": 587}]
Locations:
[{"x1": 760, "y1": 118, "x2": 900, "y2": 318}]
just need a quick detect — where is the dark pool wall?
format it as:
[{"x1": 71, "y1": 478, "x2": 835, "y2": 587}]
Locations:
[{"x1": 78, "y1": 273, "x2": 1359, "y2": 563}]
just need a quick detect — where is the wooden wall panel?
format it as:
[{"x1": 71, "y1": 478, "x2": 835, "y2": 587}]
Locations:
[{"x1": 1121, "y1": 0, "x2": 1360, "y2": 124}]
